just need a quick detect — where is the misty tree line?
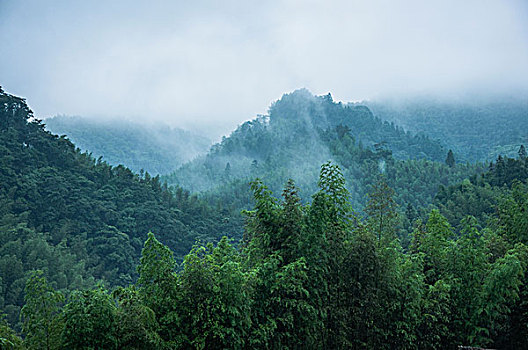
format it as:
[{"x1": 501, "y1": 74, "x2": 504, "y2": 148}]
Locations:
[
  {"x1": 2, "y1": 86, "x2": 528, "y2": 349},
  {"x1": 167, "y1": 90, "x2": 485, "y2": 224}
]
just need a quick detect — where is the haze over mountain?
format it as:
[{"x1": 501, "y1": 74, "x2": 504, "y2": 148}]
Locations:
[
  {"x1": 366, "y1": 97, "x2": 528, "y2": 162},
  {"x1": 45, "y1": 89, "x2": 528, "y2": 219},
  {"x1": 1, "y1": 0, "x2": 527, "y2": 137},
  {"x1": 2, "y1": 86, "x2": 528, "y2": 348},
  {"x1": 2, "y1": 0, "x2": 528, "y2": 347},
  {"x1": 44, "y1": 116, "x2": 211, "y2": 175},
  {"x1": 163, "y1": 89, "x2": 482, "y2": 213},
  {"x1": 0, "y1": 87, "x2": 241, "y2": 328}
]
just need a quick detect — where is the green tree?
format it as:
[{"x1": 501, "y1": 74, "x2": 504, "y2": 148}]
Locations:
[
  {"x1": 21, "y1": 271, "x2": 63, "y2": 350},
  {"x1": 61, "y1": 287, "x2": 117, "y2": 350},
  {"x1": 335, "y1": 124, "x2": 351, "y2": 139},
  {"x1": 177, "y1": 237, "x2": 251, "y2": 349},
  {"x1": 415, "y1": 210, "x2": 453, "y2": 283},
  {"x1": 309, "y1": 162, "x2": 353, "y2": 348},
  {"x1": 113, "y1": 286, "x2": 161, "y2": 350},
  {"x1": 411, "y1": 211, "x2": 454, "y2": 348},
  {"x1": 365, "y1": 175, "x2": 399, "y2": 243},
  {"x1": 497, "y1": 181, "x2": 528, "y2": 244},
  {"x1": 518, "y1": 144, "x2": 527, "y2": 159},
  {"x1": 342, "y1": 225, "x2": 381, "y2": 348},
  {"x1": 136, "y1": 232, "x2": 179, "y2": 345},
  {"x1": 0, "y1": 317, "x2": 24, "y2": 350},
  {"x1": 244, "y1": 179, "x2": 320, "y2": 349},
  {"x1": 481, "y1": 245, "x2": 524, "y2": 344}
]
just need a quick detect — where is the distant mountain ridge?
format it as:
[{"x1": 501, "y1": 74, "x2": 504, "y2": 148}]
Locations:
[
  {"x1": 164, "y1": 89, "x2": 478, "y2": 212},
  {"x1": 366, "y1": 97, "x2": 528, "y2": 162},
  {"x1": 44, "y1": 116, "x2": 212, "y2": 175}
]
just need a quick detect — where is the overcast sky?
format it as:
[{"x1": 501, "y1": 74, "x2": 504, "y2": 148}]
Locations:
[{"x1": 1, "y1": 0, "x2": 527, "y2": 137}]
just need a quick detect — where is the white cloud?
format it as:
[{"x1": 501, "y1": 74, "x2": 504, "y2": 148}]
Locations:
[{"x1": 1, "y1": 0, "x2": 527, "y2": 137}]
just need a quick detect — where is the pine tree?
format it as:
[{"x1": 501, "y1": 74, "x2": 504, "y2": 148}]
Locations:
[
  {"x1": 518, "y1": 144, "x2": 527, "y2": 159},
  {"x1": 445, "y1": 149, "x2": 455, "y2": 168},
  {"x1": 223, "y1": 162, "x2": 232, "y2": 181}
]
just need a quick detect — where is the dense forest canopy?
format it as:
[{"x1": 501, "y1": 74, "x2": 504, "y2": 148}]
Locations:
[
  {"x1": 2, "y1": 0, "x2": 527, "y2": 347},
  {"x1": 0, "y1": 87, "x2": 241, "y2": 330},
  {"x1": 4, "y1": 161, "x2": 528, "y2": 349},
  {"x1": 1, "y1": 86, "x2": 528, "y2": 349}
]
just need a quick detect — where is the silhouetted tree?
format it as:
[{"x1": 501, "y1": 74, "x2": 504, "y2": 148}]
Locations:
[
  {"x1": 446, "y1": 149, "x2": 455, "y2": 168},
  {"x1": 518, "y1": 144, "x2": 527, "y2": 159}
]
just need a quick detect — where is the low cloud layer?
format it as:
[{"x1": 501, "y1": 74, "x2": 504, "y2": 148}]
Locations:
[{"x1": 1, "y1": 0, "x2": 527, "y2": 137}]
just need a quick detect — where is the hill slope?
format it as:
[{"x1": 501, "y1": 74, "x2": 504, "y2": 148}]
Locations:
[
  {"x1": 366, "y1": 97, "x2": 528, "y2": 162},
  {"x1": 164, "y1": 89, "x2": 480, "y2": 211},
  {"x1": 44, "y1": 116, "x2": 211, "y2": 175},
  {"x1": 0, "y1": 87, "x2": 240, "y2": 328}
]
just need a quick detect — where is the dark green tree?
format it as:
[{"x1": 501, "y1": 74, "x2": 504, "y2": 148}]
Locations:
[
  {"x1": 136, "y1": 232, "x2": 179, "y2": 345},
  {"x1": 518, "y1": 144, "x2": 527, "y2": 159},
  {"x1": 0, "y1": 317, "x2": 24, "y2": 350},
  {"x1": 113, "y1": 286, "x2": 161, "y2": 350},
  {"x1": 177, "y1": 237, "x2": 251, "y2": 349},
  {"x1": 223, "y1": 162, "x2": 232, "y2": 181},
  {"x1": 309, "y1": 162, "x2": 353, "y2": 348},
  {"x1": 335, "y1": 124, "x2": 351, "y2": 139},
  {"x1": 244, "y1": 178, "x2": 321, "y2": 349},
  {"x1": 445, "y1": 149, "x2": 455, "y2": 168}
]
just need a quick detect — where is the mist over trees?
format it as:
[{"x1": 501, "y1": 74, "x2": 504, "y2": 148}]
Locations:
[
  {"x1": 163, "y1": 90, "x2": 482, "y2": 214},
  {"x1": 366, "y1": 98, "x2": 528, "y2": 162},
  {"x1": 1, "y1": 86, "x2": 528, "y2": 349},
  {"x1": 1, "y1": 0, "x2": 527, "y2": 347},
  {"x1": 44, "y1": 116, "x2": 212, "y2": 175},
  {"x1": 6, "y1": 160, "x2": 528, "y2": 349}
]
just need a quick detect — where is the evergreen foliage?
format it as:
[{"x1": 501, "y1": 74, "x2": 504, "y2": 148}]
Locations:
[
  {"x1": 21, "y1": 271, "x2": 63, "y2": 350},
  {"x1": 12, "y1": 161, "x2": 522, "y2": 349},
  {"x1": 445, "y1": 149, "x2": 455, "y2": 168},
  {"x1": 0, "y1": 88, "x2": 241, "y2": 328},
  {"x1": 435, "y1": 154, "x2": 528, "y2": 229},
  {"x1": 2, "y1": 87, "x2": 528, "y2": 348},
  {"x1": 61, "y1": 287, "x2": 117, "y2": 349},
  {"x1": 6, "y1": 160, "x2": 528, "y2": 349},
  {"x1": 0, "y1": 317, "x2": 24, "y2": 349}
]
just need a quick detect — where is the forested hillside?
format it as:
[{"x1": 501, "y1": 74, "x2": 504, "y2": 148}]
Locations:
[
  {"x1": 164, "y1": 90, "x2": 482, "y2": 213},
  {"x1": 434, "y1": 149, "x2": 528, "y2": 230},
  {"x1": 44, "y1": 116, "x2": 211, "y2": 175},
  {"x1": 2, "y1": 86, "x2": 527, "y2": 349},
  {"x1": 0, "y1": 87, "x2": 241, "y2": 329},
  {"x1": 5, "y1": 160, "x2": 527, "y2": 349},
  {"x1": 367, "y1": 98, "x2": 528, "y2": 162}
]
